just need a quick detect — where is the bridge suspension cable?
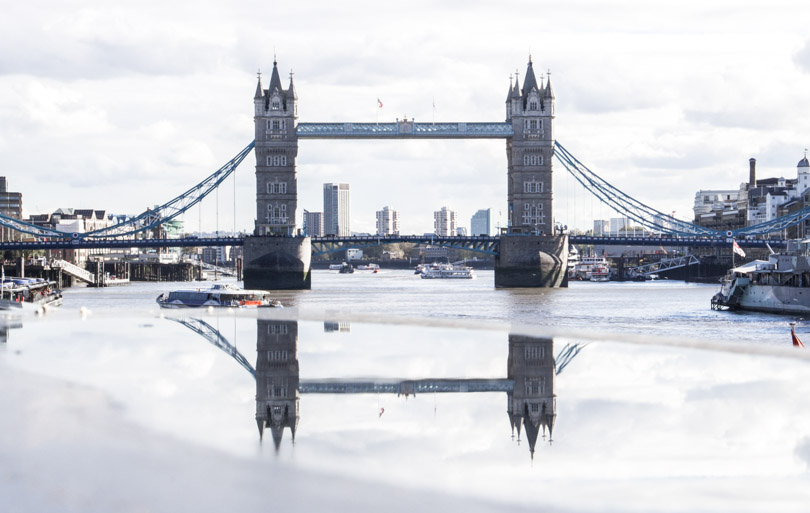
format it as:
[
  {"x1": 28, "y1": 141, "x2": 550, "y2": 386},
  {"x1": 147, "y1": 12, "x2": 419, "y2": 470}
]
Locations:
[
  {"x1": 553, "y1": 142, "x2": 720, "y2": 236},
  {"x1": 554, "y1": 141, "x2": 810, "y2": 238},
  {"x1": 0, "y1": 141, "x2": 255, "y2": 240}
]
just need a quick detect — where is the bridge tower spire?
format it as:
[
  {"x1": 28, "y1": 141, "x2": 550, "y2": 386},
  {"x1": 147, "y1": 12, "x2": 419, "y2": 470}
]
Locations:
[
  {"x1": 505, "y1": 56, "x2": 555, "y2": 234},
  {"x1": 253, "y1": 57, "x2": 299, "y2": 236}
]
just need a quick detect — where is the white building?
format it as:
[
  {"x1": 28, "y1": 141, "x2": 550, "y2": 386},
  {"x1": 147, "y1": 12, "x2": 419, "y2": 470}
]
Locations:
[
  {"x1": 375, "y1": 206, "x2": 400, "y2": 236},
  {"x1": 470, "y1": 209, "x2": 491, "y2": 236},
  {"x1": 434, "y1": 206, "x2": 456, "y2": 236}
]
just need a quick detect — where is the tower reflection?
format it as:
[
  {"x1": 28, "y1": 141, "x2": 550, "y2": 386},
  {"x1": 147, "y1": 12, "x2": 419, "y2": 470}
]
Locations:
[
  {"x1": 507, "y1": 334, "x2": 556, "y2": 458},
  {"x1": 254, "y1": 320, "x2": 299, "y2": 448}
]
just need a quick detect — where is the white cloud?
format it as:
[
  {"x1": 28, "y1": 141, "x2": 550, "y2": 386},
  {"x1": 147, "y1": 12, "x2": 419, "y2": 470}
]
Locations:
[{"x1": 2, "y1": 1, "x2": 810, "y2": 233}]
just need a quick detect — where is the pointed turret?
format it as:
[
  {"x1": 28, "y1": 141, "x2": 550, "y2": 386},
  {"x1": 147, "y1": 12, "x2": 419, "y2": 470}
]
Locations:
[
  {"x1": 254, "y1": 71, "x2": 264, "y2": 99},
  {"x1": 521, "y1": 57, "x2": 539, "y2": 98},
  {"x1": 256, "y1": 419, "x2": 265, "y2": 439},
  {"x1": 544, "y1": 73, "x2": 555, "y2": 99},
  {"x1": 268, "y1": 59, "x2": 283, "y2": 94},
  {"x1": 288, "y1": 70, "x2": 298, "y2": 100}
]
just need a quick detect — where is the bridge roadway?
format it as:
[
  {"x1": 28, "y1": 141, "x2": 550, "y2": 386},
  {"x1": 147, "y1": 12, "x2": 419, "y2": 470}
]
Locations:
[{"x1": 0, "y1": 234, "x2": 786, "y2": 252}]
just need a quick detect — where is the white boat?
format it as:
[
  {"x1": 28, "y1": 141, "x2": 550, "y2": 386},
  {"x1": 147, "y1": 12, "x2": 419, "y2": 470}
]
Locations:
[
  {"x1": 420, "y1": 262, "x2": 476, "y2": 279},
  {"x1": 572, "y1": 256, "x2": 610, "y2": 281},
  {"x1": 156, "y1": 283, "x2": 282, "y2": 309},
  {"x1": 328, "y1": 264, "x2": 344, "y2": 270}
]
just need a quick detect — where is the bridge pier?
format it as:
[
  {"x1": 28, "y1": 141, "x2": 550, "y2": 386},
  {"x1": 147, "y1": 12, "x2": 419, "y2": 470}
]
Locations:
[
  {"x1": 243, "y1": 236, "x2": 311, "y2": 290},
  {"x1": 494, "y1": 234, "x2": 568, "y2": 288}
]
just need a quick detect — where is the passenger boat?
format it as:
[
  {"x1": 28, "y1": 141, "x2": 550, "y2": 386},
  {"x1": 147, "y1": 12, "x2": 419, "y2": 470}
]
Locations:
[
  {"x1": 420, "y1": 262, "x2": 476, "y2": 279},
  {"x1": 1, "y1": 278, "x2": 62, "y2": 308},
  {"x1": 156, "y1": 283, "x2": 282, "y2": 309},
  {"x1": 572, "y1": 256, "x2": 610, "y2": 281},
  {"x1": 711, "y1": 242, "x2": 810, "y2": 314}
]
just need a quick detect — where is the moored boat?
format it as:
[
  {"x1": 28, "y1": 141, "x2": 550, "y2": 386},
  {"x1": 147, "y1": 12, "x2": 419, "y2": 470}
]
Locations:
[
  {"x1": 156, "y1": 283, "x2": 282, "y2": 308},
  {"x1": 572, "y1": 256, "x2": 610, "y2": 281},
  {"x1": 0, "y1": 277, "x2": 62, "y2": 308},
  {"x1": 711, "y1": 241, "x2": 810, "y2": 314}
]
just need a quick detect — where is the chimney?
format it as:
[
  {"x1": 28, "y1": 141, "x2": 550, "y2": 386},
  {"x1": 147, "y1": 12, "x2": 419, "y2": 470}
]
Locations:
[{"x1": 749, "y1": 158, "x2": 756, "y2": 189}]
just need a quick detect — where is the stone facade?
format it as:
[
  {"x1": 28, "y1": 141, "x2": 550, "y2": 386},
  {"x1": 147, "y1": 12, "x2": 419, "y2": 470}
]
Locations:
[
  {"x1": 506, "y1": 58, "x2": 555, "y2": 234},
  {"x1": 253, "y1": 60, "x2": 299, "y2": 236},
  {"x1": 243, "y1": 236, "x2": 311, "y2": 290}
]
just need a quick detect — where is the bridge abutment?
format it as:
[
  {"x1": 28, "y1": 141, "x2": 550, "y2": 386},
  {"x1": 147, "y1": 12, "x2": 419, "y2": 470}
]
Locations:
[
  {"x1": 494, "y1": 234, "x2": 568, "y2": 288},
  {"x1": 243, "y1": 236, "x2": 312, "y2": 290}
]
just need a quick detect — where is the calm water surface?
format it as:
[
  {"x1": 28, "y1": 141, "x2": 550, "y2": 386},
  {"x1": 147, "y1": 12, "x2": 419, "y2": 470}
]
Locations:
[
  {"x1": 59, "y1": 269, "x2": 810, "y2": 345},
  {"x1": 3, "y1": 269, "x2": 809, "y2": 511}
]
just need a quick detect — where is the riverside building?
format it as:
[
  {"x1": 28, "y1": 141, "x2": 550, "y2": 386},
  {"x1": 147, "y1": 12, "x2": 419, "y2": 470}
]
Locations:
[
  {"x1": 434, "y1": 206, "x2": 456, "y2": 236},
  {"x1": 375, "y1": 206, "x2": 399, "y2": 236}
]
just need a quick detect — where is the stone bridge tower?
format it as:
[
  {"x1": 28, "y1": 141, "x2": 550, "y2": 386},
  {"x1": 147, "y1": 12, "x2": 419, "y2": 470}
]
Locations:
[
  {"x1": 505, "y1": 57, "x2": 555, "y2": 234},
  {"x1": 253, "y1": 59, "x2": 299, "y2": 236}
]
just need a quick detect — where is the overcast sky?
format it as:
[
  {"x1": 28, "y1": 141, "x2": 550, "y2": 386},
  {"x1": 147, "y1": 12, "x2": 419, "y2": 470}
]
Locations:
[{"x1": 3, "y1": 1, "x2": 810, "y2": 235}]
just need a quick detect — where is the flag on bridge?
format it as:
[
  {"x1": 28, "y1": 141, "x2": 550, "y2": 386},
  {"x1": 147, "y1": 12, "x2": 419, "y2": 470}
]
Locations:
[
  {"x1": 732, "y1": 239, "x2": 746, "y2": 258},
  {"x1": 377, "y1": 97, "x2": 383, "y2": 108}
]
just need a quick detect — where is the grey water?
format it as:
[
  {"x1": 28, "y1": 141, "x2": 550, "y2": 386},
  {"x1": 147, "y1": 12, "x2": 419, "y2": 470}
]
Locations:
[
  {"x1": 59, "y1": 269, "x2": 808, "y2": 346},
  {"x1": 4, "y1": 269, "x2": 810, "y2": 511}
]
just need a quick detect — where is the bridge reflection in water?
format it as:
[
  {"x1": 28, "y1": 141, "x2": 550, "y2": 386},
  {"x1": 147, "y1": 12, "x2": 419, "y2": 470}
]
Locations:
[{"x1": 170, "y1": 316, "x2": 580, "y2": 459}]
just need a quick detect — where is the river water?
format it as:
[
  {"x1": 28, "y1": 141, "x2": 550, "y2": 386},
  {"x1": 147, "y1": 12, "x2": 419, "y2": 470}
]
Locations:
[
  {"x1": 3, "y1": 270, "x2": 810, "y2": 512},
  {"x1": 59, "y1": 269, "x2": 808, "y2": 346}
]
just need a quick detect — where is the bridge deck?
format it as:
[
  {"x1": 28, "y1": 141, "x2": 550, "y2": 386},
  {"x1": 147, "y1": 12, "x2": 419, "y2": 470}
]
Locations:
[
  {"x1": 0, "y1": 235, "x2": 786, "y2": 251},
  {"x1": 297, "y1": 122, "x2": 515, "y2": 139}
]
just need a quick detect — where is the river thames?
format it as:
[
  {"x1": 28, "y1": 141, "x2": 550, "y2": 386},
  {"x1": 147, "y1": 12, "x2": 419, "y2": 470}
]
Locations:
[{"x1": 2, "y1": 270, "x2": 810, "y2": 512}]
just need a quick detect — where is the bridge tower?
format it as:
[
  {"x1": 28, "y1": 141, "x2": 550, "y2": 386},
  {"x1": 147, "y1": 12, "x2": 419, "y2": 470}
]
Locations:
[
  {"x1": 244, "y1": 58, "x2": 311, "y2": 290},
  {"x1": 253, "y1": 58, "x2": 299, "y2": 236},
  {"x1": 505, "y1": 57, "x2": 555, "y2": 234},
  {"x1": 495, "y1": 57, "x2": 566, "y2": 288}
]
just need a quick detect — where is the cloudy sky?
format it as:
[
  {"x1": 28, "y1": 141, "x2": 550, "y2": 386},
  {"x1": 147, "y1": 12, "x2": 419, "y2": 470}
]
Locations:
[{"x1": 3, "y1": 1, "x2": 810, "y2": 235}]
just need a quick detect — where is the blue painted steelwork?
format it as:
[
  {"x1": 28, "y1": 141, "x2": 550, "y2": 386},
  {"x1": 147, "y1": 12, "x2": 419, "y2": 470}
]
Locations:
[
  {"x1": 0, "y1": 142, "x2": 255, "y2": 241},
  {"x1": 0, "y1": 234, "x2": 785, "y2": 251},
  {"x1": 310, "y1": 234, "x2": 500, "y2": 256},
  {"x1": 297, "y1": 122, "x2": 514, "y2": 138},
  {"x1": 554, "y1": 142, "x2": 722, "y2": 237},
  {"x1": 0, "y1": 236, "x2": 244, "y2": 250},
  {"x1": 299, "y1": 379, "x2": 515, "y2": 394},
  {"x1": 568, "y1": 235, "x2": 786, "y2": 248},
  {"x1": 555, "y1": 141, "x2": 810, "y2": 238},
  {"x1": 169, "y1": 318, "x2": 256, "y2": 378}
]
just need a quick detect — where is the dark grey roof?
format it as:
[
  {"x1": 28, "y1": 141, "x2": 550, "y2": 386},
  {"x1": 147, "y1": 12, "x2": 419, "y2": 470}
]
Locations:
[
  {"x1": 521, "y1": 58, "x2": 539, "y2": 109},
  {"x1": 798, "y1": 156, "x2": 809, "y2": 168}
]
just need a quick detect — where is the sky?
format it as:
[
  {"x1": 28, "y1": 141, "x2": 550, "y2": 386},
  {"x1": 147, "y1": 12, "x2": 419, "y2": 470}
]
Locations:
[{"x1": 3, "y1": 1, "x2": 810, "y2": 235}]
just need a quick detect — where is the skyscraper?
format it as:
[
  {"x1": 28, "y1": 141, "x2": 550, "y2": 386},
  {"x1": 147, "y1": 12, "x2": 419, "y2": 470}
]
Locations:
[
  {"x1": 323, "y1": 183, "x2": 350, "y2": 236},
  {"x1": 470, "y1": 208, "x2": 492, "y2": 236},
  {"x1": 375, "y1": 206, "x2": 400, "y2": 236},
  {"x1": 434, "y1": 206, "x2": 456, "y2": 236}
]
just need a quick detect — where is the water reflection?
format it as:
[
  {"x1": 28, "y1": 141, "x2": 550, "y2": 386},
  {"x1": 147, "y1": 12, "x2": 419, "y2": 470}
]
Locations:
[{"x1": 169, "y1": 316, "x2": 578, "y2": 458}]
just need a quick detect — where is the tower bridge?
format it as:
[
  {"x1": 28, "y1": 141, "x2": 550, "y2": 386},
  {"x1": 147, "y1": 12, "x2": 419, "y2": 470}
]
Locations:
[
  {"x1": 2, "y1": 56, "x2": 809, "y2": 287},
  {"x1": 247, "y1": 56, "x2": 563, "y2": 289}
]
